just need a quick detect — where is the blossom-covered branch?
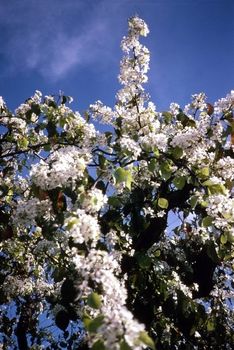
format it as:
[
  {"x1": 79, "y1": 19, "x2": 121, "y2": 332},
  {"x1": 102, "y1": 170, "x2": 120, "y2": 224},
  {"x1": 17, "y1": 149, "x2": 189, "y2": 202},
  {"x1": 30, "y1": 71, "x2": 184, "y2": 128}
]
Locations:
[{"x1": 0, "y1": 16, "x2": 233, "y2": 350}]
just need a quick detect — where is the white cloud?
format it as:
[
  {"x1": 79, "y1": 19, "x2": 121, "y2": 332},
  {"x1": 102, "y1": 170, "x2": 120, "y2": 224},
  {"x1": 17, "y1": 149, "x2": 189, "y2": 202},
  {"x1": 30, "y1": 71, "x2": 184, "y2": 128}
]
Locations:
[{"x1": 0, "y1": 0, "x2": 125, "y2": 81}]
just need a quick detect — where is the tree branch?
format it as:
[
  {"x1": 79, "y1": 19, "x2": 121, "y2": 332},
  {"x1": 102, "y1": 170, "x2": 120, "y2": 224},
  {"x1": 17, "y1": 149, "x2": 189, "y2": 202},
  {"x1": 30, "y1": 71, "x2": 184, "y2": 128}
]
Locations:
[
  {"x1": 15, "y1": 308, "x2": 29, "y2": 350},
  {"x1": 133, "y1": 183, "x2": 194, "y2": 251}
]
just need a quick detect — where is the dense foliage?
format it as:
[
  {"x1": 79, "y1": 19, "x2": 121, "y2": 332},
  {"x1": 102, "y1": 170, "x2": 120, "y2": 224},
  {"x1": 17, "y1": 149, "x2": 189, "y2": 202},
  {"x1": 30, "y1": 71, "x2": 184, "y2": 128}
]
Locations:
[{"x1": 0, "y1": 16, "x2": 233, "y2": 350}]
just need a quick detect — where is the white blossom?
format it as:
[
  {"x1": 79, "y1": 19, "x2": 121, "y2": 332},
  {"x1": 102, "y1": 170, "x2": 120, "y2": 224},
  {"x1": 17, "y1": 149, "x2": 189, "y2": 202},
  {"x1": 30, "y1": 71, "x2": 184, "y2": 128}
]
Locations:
[
  {"x1": 30, "y1": 146, "x2": 91, "y2": 190},
  {"x1": 215, "y1": 157, "x2": 234, "y2": 180},
  {"x1": 65, "y1": 209, "x2": 100, "y2": 245},
  {"x1": 169, "y1": 102, "x2": 180, "y2": 116},
  {"x1": 214, "y1": 90, "x2": 234, "y2": 115},
  {"x1": 12, "y1": 198, "x2": 52, "y2": 227},
  {"x1": 139, "y1": 132, "x2": 168, "y2": 152},
  {"x1": 89, "y1": 101, "x2": 114, "y2": 124},
  {"x1": 0, "y1": 96, "x2": 5, "y2": 109},
  {"x1": 184, "y1": 92, "x2": 207, "y2": 114},
  {"x1": 72, "y1": 248, "x2": 146, "y2": 349},
  {"x1": 206, "y1": 194, "x2": 234, "y2": 230},
  {"x1": 80, "y1": 188, "x2": 107, "y2": 213},
  {"x1": 119, "y1": 135, "x2": 142, "y2": 157}
]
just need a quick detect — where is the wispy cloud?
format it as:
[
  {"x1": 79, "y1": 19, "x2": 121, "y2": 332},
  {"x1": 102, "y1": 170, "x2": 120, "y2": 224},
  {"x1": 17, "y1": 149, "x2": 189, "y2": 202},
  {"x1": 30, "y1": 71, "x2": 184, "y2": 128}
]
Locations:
[{"x1": 0, "y1": 0, "x2": 125, "y2": 81}]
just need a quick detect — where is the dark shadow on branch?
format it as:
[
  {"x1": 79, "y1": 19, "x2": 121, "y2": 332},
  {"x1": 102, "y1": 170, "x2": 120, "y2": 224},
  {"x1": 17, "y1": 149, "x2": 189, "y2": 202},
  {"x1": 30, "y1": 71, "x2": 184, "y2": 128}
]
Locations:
[
  {"x1": 15, "y1": 306, "x2": 29, "y2": 350},
  {"x1": 133, "y1": 183, "x2": 194, "y2": 251}
]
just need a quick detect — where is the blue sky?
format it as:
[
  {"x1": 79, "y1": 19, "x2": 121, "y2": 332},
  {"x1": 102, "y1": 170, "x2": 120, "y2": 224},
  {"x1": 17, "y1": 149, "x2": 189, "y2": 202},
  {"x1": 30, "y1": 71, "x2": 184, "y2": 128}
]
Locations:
[{"x1": 0, "y1": 0, "x2": 233, "y2": 114}]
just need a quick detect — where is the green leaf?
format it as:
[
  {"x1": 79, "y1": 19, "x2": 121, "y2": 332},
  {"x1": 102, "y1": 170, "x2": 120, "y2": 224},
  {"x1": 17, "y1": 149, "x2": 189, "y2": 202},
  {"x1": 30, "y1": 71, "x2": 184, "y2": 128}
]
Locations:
[
  {"x1": 173, "y1": 176, "x2": 186, "y2": 190},
  {"x1": 153, "y1": 148, "x2": 160, "y2": 157},
  {"x1": 92, "y1": 340, "x2": 106, "y2": 350},
  {"x1": 108, "y1": 196, "x2": 122, "y2": 208},
  {"x1": 197, "y1": 167, "x2": 210, "y2": 179},
  {"x1": 139, "y1": 331, "x2": 155, "y2": 350},
  {"x1": 18, "y1": 137, "x2": 29, "y2": 149},
  {"x1": 148, "y1": 159, "x2": 157, "y2": 172},
  {"x1": 190, "y1": 195, "x2": 199, "y2": 209},
  {"x1": 114, "y1": 168, "x2": 133, "y2": 190},
  {"x1": 114, "y1": 167, "x2": 128, "y2": 182},
  {"x1": 207, "y1": 319, "x2": 216, "y2": 332},
  {"x1": 120, "y1": 340, "x2": 132, "y2": 350},
  {"x1": 159, "y1": 161, "x2": 172, "y2": 180},
  {"x1": 200, "y1": 200, "x2": 208, "y2": 207},
  {"x1": 162, "y1": 111, "x2": 173, "y2": 124},
  {"x1": 202, "y1": 216, "x2": 213, "y2": 227},
  {"x1": 209, "y1": 184, "x2": 226, "y2": 195},
  {"x1": 177, "y1": 112, "x2": 196, "y2": 127},
  {"x1": 136, "y1": 254, "x2": 151, "y2": 269},
  {"x1": 154, "y1": 249, "x2": 161, "y2": 257},
  {"x1": 220, "y1": 234, "x2": 228, "y2": 245},
  {"x1": 202, "y1": 180, "x2": 227, "y2": 195},
  {"x1": 59, "y1": 118, "x2": 66, "y2": 128},
  {"x1": 222, "y1": 211, "x2": 232, "y2": 220},
  {"x1": 66, "y1": 218, "x2": 79, "y2": 230},
  {"x1": 98, "y1": 155, "x2": 106, "y2": 169},
  {"x1": 171, "y1": 146, "x2": 183, "y2": 159},
  {"x1": 87, "y1": 315, "x2": 104, "y2": 333},
  {"x1": 158, "y1": 197, "x2": 169, "y2": 209},
  {"x1": 43, "y1": 144, "x2": 51, "y2": 152},
  {"x1": 227, "y1": 231, "x2": 234, "y2": 243},
  {"x1": 87, "y1": 292, "x2": 102, "y2": 309},
  {"x1": 83, "y1": 315, "x2": 91, "y2": 328},
  {"x1": 202, "y1": 179, "x2": 213, "y2": 186},
  {"x1": 5, "y1": 188, "x2": 13, "y2": 203}
]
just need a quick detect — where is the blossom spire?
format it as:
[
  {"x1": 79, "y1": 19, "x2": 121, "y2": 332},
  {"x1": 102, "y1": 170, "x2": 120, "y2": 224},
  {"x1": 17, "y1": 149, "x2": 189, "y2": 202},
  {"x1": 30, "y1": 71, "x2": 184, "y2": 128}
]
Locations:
[{"x1": 117, "y1": 16, "x2": 150, "y2": 105}]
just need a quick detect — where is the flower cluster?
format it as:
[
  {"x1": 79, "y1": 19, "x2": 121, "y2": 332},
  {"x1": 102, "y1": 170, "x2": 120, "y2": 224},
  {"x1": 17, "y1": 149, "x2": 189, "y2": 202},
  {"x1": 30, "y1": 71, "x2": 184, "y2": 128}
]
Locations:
[
  {"x1": 89, "y1": 101, "x2": 114, "y2": 125},
  {"x1": 60, "y1": 108, "x2": 97, "y2": 146},
  {"x1": 0, "y1": 96, "x2": 5, "y2": 110},
  {"x1": 119, "y1": 136, "x2": 142, "y2": 158},
  {"x1": 214, "y1": 90, "x2": 234, "y2": 115},
  {"x1": 171, "y1": 125, "x2": 201, "y2": 150},
  {"x1": 0, "y1": 14, "x2": 233, "y2": 350},
  {"x1": 79, "y1": 188, "x2": 108, "y2": 213},
  {"x1": 13, "y1": 198, "x2": 52, "y2": 227},
  {"x1": 2, "y1": 275, "x2": 53, "y2": 301},
  {"x1": 206, "y1": 194, "x2": 234, "y2": 231},
  {"x1": 30, "y1": 146, "x2": 91, "y2": 190},
  {"x1": 72, "y1": 248, "x2": 146, "y2": 350},
  {"x1": 184, "y1": 92, "x2": 207, "y2": 114},
  {"x1": 118, "y1": 16, "x2": 150, "y2": 94},
  {"x1": 65, "y1": 209, "x2": 101, "y2": 246},
  {"x1": 215, "y1": 156, "x2": 234, "y2": 180},
  {"x1": 15, "y1": 90, "x2": 42, "y2": 116}
]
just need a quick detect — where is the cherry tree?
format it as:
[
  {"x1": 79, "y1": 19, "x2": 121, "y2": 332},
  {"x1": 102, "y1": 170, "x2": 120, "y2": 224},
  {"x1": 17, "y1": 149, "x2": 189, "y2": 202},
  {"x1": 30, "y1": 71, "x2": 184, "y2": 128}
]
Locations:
[{"x1": 0, "y1": 16, "x2": 233, "y2": 350}]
